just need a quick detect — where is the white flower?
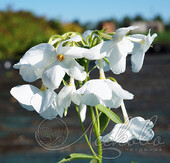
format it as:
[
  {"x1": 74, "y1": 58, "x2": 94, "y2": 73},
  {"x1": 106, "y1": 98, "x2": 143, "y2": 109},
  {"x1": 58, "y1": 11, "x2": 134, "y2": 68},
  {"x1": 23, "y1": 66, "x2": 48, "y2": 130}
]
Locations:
[
  {"x1": 84, "y1": 26, "x2": 137, "y2": 73},
  {"x1": 14, "y1": 37, "x2": 88, "y2": 90},
  {"x1": 57, "y1": 78, "x2": 87, "y2": 122},
  {"x1": 127, "y1": 30, "x2": 157, "y2": 72},
  {"x1": 58, "y1": 85, "x2": 76, "y2": 109},
  {"x1": 100, "y1": 117, "x2": 154, "y2": 143},
  {"x1": 79, "y1": 103, "x2": 87, "y2": 122},
  {"x1": 72, "y1": 79, "x2": 133, "y2": 108},
  {"x1": 84, "y1": 41, "x2": 108, "y2": 60},
  {"x1": 42, "y1": 40, "x2": 88, "y2": 90},
  {"x1": 105, "y1": 26, "x2": 138, "y2": 74},
  {"x1": 13, "y1": 43, "x2": 57, "y2": 82},
  {"x1": 10, "y1": 84, "x2": 64, "y2": 120}
]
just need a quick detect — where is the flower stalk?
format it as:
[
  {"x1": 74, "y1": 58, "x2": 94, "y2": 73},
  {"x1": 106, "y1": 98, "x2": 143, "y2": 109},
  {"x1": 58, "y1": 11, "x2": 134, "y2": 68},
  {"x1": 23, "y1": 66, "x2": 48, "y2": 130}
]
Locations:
[
  {"x1": 121, "y1": 101, "x2": 129, "y2": 124},
  {"x1": 89, "y1": 106, "x2": 102, "y2": 163}
]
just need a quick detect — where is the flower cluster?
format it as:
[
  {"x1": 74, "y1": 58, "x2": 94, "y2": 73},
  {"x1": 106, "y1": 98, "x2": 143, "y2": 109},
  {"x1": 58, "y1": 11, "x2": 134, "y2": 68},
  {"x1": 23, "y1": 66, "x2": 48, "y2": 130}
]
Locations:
[{"x1": 10, "y1": 26, "x2": 157, "y2": 145}]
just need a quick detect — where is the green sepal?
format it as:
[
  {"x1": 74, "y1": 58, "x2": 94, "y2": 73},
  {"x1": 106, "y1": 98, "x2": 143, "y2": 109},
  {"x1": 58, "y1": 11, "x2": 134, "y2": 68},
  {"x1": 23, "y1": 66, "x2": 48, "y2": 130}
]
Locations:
[
  {"x1": 57, "y1": 153, "x2": 97, "y2": 163},
  {"x1": 96, "y1": 104, "x2": 122, "y2": 124},
  {"x1": 107, "y1": 77, "x2": 117, "y2": 83}
]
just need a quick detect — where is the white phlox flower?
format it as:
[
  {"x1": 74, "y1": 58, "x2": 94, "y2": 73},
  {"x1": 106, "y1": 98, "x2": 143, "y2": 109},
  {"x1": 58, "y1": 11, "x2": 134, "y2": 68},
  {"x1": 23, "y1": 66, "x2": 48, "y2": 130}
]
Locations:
[
  {"x1": 57, "y1": 78, "x2": 87, "y2": 122},
  {"x1": 14, "y1": 36, "x2": 88, "y2": 90},
  {"x1": 100, "y1": 116, "x2": 154, "y2": 143},
  {"x1": 127, "y1": 30, "x2": 157, "y2": 72},
  {"x1": 10, "y1": 84, "x2": 64, "y2": 120},
  {"x1": 72, "y1": 79, "x2": 133, "y2": 108},
  {"x1": 42, "y1": 37, "x2": 88, "y2": 90},
  {"x1": 84, "y1": 26, "x2": 138, "y2": 73},
  {"x1": 13, "y1": 43, "x2": 57, "y2": 82},
  {"x1": 104, "y1": 26, "x2": 138, "y2": 74}
]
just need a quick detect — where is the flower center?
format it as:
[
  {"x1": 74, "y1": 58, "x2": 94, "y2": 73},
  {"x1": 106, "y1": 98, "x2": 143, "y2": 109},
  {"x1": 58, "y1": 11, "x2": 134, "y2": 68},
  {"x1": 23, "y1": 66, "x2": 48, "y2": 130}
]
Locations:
[{"x1": 57, "y1": 54, "x2": 64, "y2": 62}]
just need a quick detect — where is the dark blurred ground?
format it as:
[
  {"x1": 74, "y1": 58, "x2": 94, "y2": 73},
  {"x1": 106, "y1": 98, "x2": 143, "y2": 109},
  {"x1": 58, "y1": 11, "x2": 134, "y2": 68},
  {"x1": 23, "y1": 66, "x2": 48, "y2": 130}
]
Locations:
[{"x1": 0, "y1": 53, "x2": 170, "y2": 163}]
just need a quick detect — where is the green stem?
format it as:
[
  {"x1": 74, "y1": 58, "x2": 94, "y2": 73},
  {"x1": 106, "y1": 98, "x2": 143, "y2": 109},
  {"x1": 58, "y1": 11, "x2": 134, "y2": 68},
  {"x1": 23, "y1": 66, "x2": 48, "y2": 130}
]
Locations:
[
  {"x1": 89, "y1": 106, "x2": 102, "y2": 163},
  {"x1": 95, "y1": 106, "x2": 100, "y2": 134},
  {"x1": 75, "y1": 105, "x2": 99, "y2": 160},
  {"x1": 84, "y1": 60, "x2": 90, "y2": 83}
]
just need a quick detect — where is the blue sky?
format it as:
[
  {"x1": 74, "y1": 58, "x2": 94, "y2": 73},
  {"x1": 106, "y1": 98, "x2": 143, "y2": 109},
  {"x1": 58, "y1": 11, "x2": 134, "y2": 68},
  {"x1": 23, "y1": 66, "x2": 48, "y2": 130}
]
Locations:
[{"x1": 0, "y1": 0, "x2": 170, "y2": 23}]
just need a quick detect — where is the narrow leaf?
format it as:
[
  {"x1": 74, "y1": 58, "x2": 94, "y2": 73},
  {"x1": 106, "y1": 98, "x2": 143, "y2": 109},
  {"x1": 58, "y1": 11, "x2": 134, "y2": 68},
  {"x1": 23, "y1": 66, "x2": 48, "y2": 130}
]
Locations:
[
  {"x1": 58, "y1": 153, "x2": 97, "y2": 163},
  {"x1": 99, "y1": 112, "x2": 110, "y2": 134},
  {"x1": 96, "y1": 104, "x2": 122, "y2": 124}
]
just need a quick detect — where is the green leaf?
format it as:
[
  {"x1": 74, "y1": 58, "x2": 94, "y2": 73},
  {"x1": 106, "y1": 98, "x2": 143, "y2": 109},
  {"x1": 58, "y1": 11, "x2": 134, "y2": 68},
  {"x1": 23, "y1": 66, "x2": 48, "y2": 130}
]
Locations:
[
  {"x1": 96, "y1": 104, "x2": 122, "y2": 124},
  {"x1": 90, "y1": 159, "x2": 98, "y2": 163},
  {"x1": 99, "y1": 112, "x2": 110, "y2": 134},
  {"x1": 58, "y1": 153, "x2": 97, "y2": 163}
]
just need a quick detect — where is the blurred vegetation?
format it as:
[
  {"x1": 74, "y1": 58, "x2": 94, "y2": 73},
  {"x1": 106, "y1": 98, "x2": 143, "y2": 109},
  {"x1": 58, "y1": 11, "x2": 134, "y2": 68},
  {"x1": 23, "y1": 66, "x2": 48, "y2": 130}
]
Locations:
[
  {"x1": 0, "y1": 10, "x2": 170, "y2": 61},
  {"x1": 0, "y1": 10, "x2": 84, "y2": 61},
  {"x1": 0, "y1": 10, "x2": 57, "y2": 60}
]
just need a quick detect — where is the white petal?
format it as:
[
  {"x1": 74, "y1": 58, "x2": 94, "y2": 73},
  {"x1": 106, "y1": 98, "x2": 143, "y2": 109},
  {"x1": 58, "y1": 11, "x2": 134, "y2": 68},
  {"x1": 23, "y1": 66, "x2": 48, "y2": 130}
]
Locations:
[
  {"x1": 57, "y1": 43, "x2": 87, "y2": 59},
  {"x1": 131, "y1": 43, "x2": 145, "y2": 73},
  {"x1": 19, "y1": 65, "x2": 39, "y2": 82},
  {"x1": 130, "y1": 117, "x2": 154, "y2": 141},
  {"x1": 42, "y1": 62, "x2": 65, "y2": 90},
  {"x1": 127, "y1": 34, "x2": 146, "y2": 42},
  {"x1": 79, "y1": 104, "x2": 87, "y2": 122},
  {"x1": 117, "y1": 38, "x2": 134, "y2": 55},
  {"x1": 34, "y1": 68, "x2": 44, "y2": 78},
  {"x1": 116, "y1": 26, "x2": 138, "y2": 36},
  {"x1": 86, "y1": 80, "x2": 112, "y2": 100},
  {"x1": 81, "y1": 92, "x2": 101, "y2": 106},
  {"x1": 106, "y1": 79, "x2": 134, "y2": 100},
  {"x1": 31, "y1": 89, "x2": 60, "y2": 119},
  {"x1": 113, "y1": 26, "x2": 138, "y2": 42},
  {"x1": 10, "y1": 84, "x2": 39, "y2": 111},
  {"x1": 58, "y1": 85, "x2": 75, "y2": 108},
  {"x1": 100, "y1": 123, "x2": 133, "y2": 143},
  {"x1": 108, "y1": 45, "x2": 122, "y2": 67},
  {"x1": 130, "y1": 30, "x2": 157, "y2": 73},
  {"x1": 108, "y1": 38, "x2": 133, "y2": 73},
  {"x1": 103, "y1": 80, "x2": 133, "y2": 108},
  {"x1": 72, "y1": 92, "x2": 83, "y2": 105},
  {"x1": 40, "y1": 107, "x2": 58, "y2": 120},
  {"x1": 74, "y1": 80, "x2": 113, "y2": 106},
  {"x1": 110, "y1": 57, "x2": 126, "y2": 74},
  {"x1": 84, "y1": 41, "x2": 111, "y2": 60},
  {"x1": 56, "y1": 105, "x2": 65, "y2": 118},
  {"x1": 31, "y1": 89, "x2": 56, "y2": 113},
  {"x1": 78, "y1": 80, "x2": 112, "y2": 100},
  {"x1": 144, "y1": 30, "x2": 157, "y2": 52},
  {"x1": 18, "y1": 43, "x2": 56, "y2": 69},
  {"x1": 61, "y1": 58, "x2": 86, "y2": 81}
]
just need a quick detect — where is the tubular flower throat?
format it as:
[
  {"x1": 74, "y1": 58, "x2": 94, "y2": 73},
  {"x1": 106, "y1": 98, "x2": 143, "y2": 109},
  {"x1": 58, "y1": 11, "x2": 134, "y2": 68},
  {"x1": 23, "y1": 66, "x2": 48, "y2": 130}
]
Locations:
[{"x1": 57, "y1": 54, "x2": 64, "y2": 62}]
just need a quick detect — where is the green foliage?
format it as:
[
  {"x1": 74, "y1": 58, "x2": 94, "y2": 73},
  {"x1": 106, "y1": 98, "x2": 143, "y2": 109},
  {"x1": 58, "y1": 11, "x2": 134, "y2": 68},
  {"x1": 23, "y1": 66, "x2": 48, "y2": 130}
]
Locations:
[
  {"x1": 0, "y1": 10, "x2": 85, "y2": 61},
  {"x1": 155, "y1": 30, "x2": 170, "y2": 44},
  {"x1": 99, "y1": 112, "x2": 110, "y2": 134},
  {"x1": 0, "y1": 10, "x2": 57, "y2": 60},
  {"x1": 96, "y1": 104, "x2": 122, "y2": 124},
  {"x1": 57, "y1": 153, "x2": 97, "y2": 163}
]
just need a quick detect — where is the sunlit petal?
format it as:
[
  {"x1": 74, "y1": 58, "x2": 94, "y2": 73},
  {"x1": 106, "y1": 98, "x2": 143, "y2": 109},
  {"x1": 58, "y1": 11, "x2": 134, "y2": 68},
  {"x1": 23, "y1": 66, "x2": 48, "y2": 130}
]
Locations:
[
  {"x1": 10, "y1": 84, "x2": 39, "y2": 111},
  {"x1": 42, "y1": 62, "x2": 65, "y2": 90}
]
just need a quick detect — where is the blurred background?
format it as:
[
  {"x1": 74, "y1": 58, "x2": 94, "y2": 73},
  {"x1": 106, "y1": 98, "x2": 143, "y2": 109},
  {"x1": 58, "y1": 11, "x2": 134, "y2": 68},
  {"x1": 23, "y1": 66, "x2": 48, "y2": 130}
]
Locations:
[{"x1": 0, "y1": 0, "x2": 170, "y2": 162}]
